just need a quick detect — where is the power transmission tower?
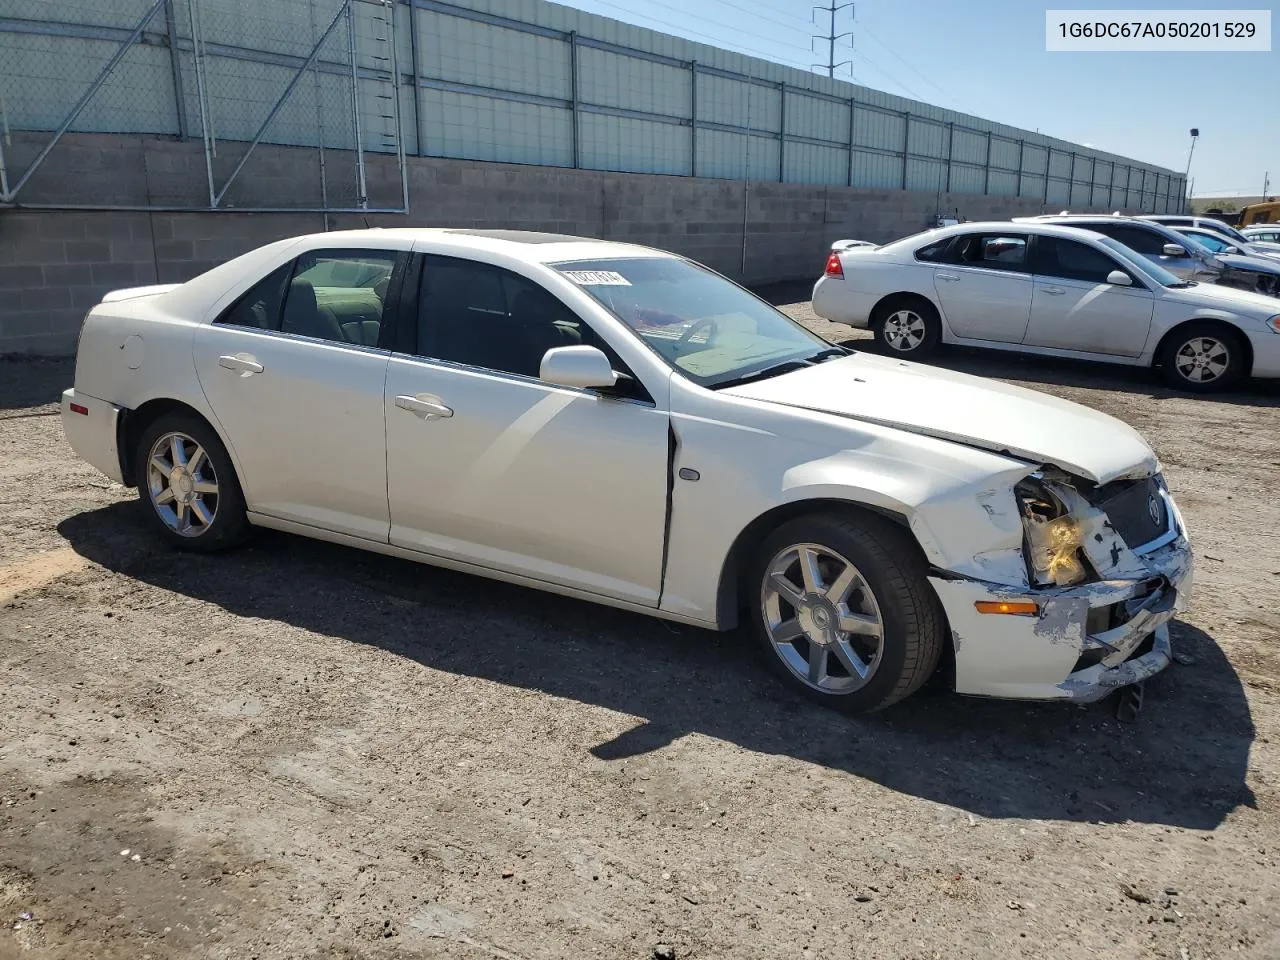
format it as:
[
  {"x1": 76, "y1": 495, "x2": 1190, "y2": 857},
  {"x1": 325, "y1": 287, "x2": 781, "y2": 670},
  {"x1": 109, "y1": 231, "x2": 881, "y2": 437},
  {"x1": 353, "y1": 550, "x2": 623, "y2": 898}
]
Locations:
[{"x1": 811, "y1": 1, "x2": 854, "y2": 78}]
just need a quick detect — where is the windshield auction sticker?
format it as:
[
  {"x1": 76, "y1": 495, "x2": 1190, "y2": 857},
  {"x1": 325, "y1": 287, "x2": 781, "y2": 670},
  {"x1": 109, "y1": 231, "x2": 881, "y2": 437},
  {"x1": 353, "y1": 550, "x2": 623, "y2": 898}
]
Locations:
[
  {"x1": 562, "y1": 271, "x2": 632, "y2": 286},
  {"x1": 1046, "y1": 9, "x2": 1270, "y2": 50}
]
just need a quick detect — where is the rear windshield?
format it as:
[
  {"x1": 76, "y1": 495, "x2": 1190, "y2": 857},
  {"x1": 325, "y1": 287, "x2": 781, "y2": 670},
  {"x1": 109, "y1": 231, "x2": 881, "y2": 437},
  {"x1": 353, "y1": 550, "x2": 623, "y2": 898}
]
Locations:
[{"x1": 551, "y1": 257, "x2": 831, "y2": 387}]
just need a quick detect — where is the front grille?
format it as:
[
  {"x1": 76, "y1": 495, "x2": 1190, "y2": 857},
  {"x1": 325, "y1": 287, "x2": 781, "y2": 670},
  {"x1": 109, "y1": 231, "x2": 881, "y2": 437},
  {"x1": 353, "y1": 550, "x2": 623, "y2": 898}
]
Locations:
[{"x1": 1096, "y1": 477, "x2": 1168, "y2": 550}]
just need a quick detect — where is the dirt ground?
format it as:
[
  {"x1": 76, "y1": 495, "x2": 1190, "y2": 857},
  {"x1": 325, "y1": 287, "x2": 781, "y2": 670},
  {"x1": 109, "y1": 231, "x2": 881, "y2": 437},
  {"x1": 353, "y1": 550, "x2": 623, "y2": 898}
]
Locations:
[{"x1": 2, "y1": 293, "x2": 1279, "y2": 960}]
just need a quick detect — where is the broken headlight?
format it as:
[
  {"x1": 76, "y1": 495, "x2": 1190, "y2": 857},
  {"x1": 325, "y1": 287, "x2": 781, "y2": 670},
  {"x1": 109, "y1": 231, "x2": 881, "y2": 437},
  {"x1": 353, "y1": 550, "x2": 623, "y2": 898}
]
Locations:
[{"x1": 1016, "y1": 477, "x2": 1089, "y2": 588}]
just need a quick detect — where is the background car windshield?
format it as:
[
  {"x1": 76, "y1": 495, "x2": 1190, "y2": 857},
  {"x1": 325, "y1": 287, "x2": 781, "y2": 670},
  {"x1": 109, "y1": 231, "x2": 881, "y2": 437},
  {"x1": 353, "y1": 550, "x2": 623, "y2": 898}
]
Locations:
[
  {"x1": 1095, "y1": 237, "x2": 1182, "y2": 286},
  {"x1": 552, "y1": 258, "x2": 832, "y2": 386}
]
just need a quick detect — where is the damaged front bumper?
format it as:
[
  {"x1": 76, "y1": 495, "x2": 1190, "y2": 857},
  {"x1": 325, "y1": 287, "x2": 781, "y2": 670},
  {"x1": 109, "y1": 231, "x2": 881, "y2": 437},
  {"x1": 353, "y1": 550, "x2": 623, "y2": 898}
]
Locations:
[{"x1": 929, "y1": 534, "x2": 1193, "y2": 704}]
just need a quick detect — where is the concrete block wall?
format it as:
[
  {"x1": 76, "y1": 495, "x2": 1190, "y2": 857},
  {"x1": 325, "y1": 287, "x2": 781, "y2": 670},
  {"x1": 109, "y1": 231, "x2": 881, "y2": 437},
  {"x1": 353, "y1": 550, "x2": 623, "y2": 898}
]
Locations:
[{"x1": 1, "y1": 132, "x2": 1129, "y2": 354}]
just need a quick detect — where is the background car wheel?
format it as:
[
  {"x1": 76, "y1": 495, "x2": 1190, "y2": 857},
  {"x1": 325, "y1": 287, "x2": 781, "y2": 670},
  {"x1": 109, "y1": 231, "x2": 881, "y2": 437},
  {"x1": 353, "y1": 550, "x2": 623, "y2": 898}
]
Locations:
[
  {"x1": 1159, "y1": 323, "x2": 1245, "y2": 392},
  {"x1": 748, "y1": 511, "x2": 945, "y2": 713},
  {"x1": 135, "y1": 412, "x2": 250, "y2": 552},
  {"x1": 872, "y1": 297, "x2": 941, "y2": 358}
]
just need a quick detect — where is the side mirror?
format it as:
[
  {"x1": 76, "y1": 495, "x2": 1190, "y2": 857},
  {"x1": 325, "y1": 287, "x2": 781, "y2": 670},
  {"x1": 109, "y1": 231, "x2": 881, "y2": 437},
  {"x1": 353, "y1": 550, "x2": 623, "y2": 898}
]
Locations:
[
  {"x1": 1162, "y1": 243, "x2": 1187, "y2": 257},
  {"x1": 1106, "y1": 270, "x2": 1133, "y2": 286},
  {"x1": 539, "y1": 345, "x2": 619, "y2": 390}
]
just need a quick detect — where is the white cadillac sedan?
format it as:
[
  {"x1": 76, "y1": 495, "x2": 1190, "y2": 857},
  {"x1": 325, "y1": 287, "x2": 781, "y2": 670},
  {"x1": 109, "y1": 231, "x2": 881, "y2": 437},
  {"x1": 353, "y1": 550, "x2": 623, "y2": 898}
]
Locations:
[
  {"x1": 63, "y1": 229, "x2": 1191, "y2": 713},
  {"x1": 812, "y1": 221, "x2": 1280, "y2": 392}
]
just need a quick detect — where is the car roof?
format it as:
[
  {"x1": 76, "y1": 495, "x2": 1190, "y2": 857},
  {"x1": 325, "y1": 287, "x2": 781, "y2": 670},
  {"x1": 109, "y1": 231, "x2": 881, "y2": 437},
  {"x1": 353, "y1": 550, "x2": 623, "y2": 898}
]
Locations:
[
  {"x1": 289, "y1": 227, "x2": 672, "y2": 265},
  {"x1": 906, "y1": 220, "x2": 1114, "y2": 243}
]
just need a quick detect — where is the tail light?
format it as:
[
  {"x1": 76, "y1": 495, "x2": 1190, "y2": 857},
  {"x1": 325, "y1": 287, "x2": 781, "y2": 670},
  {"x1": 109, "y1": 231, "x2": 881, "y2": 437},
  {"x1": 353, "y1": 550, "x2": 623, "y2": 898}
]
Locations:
[{"x1": 823, "y1": 251, "x2": 844, "y2": 278}]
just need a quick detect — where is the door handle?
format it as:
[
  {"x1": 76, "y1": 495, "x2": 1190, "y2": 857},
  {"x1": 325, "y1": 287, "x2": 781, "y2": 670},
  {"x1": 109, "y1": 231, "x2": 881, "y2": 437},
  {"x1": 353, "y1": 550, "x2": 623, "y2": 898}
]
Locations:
[
  {"x1": 936, "y1": 272, "x2": 960, "y2": 282},
  {"x1": 1042, "y1": 286, "x2": 1066, "y2": 296},
  {"x1": 218, "y1": 354, "x2": 264, "y2": 376},
  {"x1": 395, "y1": 394, "x2": 453, "y2": 419}
]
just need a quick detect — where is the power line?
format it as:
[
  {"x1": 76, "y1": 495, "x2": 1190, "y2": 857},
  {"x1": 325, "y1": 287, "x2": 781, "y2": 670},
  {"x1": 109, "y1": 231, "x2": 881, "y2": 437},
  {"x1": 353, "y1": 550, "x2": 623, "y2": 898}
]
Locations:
[{"x1": 856, "y1": 22, "x2": 960, "y2": 108}]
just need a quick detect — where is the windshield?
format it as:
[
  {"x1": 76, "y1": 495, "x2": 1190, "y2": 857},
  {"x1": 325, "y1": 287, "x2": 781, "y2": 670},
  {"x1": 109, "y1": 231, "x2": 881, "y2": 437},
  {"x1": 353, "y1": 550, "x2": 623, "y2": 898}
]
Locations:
[
  {"x1": 1096, "y1": 236, "x2": 1185, "y2": 286},
  {"x1": 552, "y1": 257, "x2": 838, "y2": 387}
]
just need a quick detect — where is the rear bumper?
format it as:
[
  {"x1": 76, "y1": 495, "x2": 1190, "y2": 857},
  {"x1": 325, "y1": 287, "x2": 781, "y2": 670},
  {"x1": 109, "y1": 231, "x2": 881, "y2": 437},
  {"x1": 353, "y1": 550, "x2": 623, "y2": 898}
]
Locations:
[
  {"x1": 811, "y1": 276, "x2": 875, "y2": 327},
  {"x1": 61, "y1": 388, "x2": 124, "y2": 484},
  {"x1": 931, "y1": 536, "x2": 1192, "y2": 702}
]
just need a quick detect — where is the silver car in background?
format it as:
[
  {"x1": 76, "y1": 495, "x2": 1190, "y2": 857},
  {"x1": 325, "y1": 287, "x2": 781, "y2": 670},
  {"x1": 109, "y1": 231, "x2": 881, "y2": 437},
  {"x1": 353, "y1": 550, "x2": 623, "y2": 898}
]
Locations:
[
  {"x1": 1026, "y1": 215, "x2": 1280, "y2": 299},
  {"x1": 1172, "y1": 226, "x2": 1280, "y2": 262}
]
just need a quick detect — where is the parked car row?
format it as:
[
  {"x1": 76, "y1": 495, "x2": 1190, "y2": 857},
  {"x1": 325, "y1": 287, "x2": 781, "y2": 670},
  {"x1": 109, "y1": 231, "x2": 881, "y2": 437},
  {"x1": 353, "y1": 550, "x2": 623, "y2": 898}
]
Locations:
[{"x1": 813, "y1": 215, "x2": 1280, "y2": 391}]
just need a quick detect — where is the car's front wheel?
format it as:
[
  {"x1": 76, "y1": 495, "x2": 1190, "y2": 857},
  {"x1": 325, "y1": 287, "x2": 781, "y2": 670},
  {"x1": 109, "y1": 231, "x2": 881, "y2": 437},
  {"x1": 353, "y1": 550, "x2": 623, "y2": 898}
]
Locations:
[
  {"x1": 872, "y1": 296, "x2": 941, "y2": 358},
  {"x1": 748, "y1": 512, "x2": 945, "y2": 713},
  {"x1": 135, "y1": 412, "x2": 251, "y2": 551},
  {"x1": 1158, "y1": 322, "x2": 1245, "y2": 392}
]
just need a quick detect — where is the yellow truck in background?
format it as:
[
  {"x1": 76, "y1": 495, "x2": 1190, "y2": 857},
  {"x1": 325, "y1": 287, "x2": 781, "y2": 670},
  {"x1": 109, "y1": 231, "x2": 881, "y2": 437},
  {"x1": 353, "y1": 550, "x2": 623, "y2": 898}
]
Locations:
[{"x1": 1237, "y1": 200, "x2": 1280, "y2": 226}]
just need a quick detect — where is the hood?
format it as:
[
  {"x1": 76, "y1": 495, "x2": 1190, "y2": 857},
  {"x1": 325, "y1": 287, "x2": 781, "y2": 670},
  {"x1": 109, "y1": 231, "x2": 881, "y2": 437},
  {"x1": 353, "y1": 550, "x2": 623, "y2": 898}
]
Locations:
[
  {"x1": 1217, "y1": 252, "x2": 1280, "y2": 276},
  {"x1": 724, "y1": 353, "x2": 1157, "y2": 485},
  {"x1": 100, "y1": 283, "x2": 182, "y2": 304}
]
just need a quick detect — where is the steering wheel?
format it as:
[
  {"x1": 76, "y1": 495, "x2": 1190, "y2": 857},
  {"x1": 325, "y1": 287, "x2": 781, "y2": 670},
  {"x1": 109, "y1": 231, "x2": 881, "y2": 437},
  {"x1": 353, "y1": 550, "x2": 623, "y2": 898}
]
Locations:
[{"x1": 677, "y1": 318, "x2": 719, "y2": 347}]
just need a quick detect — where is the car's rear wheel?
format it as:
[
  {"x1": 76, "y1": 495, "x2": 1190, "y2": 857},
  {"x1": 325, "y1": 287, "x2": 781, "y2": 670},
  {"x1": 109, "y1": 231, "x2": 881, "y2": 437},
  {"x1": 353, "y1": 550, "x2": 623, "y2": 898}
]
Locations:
[
  {"x1": 748, "y1": 512, "x2": 945, "y2": 713},
  {"x1": 1158, "y1": 322, "x2": 1245, "y2": 392},
  {"x1": 135, "y1": 412, "x2": 250, "y2": 551},
  {"x1": 872, "y1": 296, "x2": 941, "y2": 358}
]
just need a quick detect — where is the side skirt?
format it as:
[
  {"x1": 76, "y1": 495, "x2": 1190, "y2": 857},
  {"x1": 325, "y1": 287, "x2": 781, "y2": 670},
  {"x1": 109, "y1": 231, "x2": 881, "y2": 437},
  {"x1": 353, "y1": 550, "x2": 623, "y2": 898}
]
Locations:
[{"x1": 245, "y1": 512, "x2": 721, "y2": 631}]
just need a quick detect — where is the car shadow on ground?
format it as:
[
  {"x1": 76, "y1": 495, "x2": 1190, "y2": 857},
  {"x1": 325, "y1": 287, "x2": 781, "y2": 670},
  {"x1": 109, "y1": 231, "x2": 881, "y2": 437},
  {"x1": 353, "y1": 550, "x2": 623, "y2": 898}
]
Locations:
[
  {"x1": 841, "y1": 339, "x2": 1280, "y2": 409},
  {"x1": 59, "y1": 504, "x2": 1256, "y2": 831}
]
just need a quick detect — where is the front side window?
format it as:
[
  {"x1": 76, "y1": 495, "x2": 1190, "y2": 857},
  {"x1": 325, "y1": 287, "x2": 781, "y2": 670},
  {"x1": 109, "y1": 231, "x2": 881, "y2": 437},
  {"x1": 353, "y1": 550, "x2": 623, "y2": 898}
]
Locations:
[
  {"x1": 551, "y1": 257, "x2": 837, "y2": 388},
  {"x1": 417, "y1": 256, "x2": 628, "y2": 383},
  {"x1": 1092, "y1": 224, "x2": 1165, "y2": 257},
  {"x1": 952, "y1": 233, "x2": 1029, "y2": 271},
  {"x1": 1031, "y1": 237, "x2": 1128, "y2": 284}
]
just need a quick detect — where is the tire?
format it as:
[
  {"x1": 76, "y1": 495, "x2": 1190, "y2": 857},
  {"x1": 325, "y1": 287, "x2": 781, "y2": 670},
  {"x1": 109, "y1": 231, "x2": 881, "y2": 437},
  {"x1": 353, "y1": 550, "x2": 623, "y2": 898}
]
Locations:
[
  {"x1": 747, "y1": 511, "x2": 945, "y2": 713},
  {"x1": 872, "y1": 296, "x2": 942, "y2": 358},
  {"x1": 1158, "y1": 322, "x2": 1245, "y2": 392},
  {"x1": 134, "y1": 411, "x2": 251, "y2": 552}
]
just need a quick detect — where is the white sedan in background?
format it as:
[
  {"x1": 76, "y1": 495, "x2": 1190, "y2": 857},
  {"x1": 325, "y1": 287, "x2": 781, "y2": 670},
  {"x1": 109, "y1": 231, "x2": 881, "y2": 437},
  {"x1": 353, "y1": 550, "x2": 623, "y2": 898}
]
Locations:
[
  {"x1": 813, "y1": 221, "x2": 1280, "y2": 391},
  {"x1": 63, "y1": 229, "x2": 1190, "y2": 713}
]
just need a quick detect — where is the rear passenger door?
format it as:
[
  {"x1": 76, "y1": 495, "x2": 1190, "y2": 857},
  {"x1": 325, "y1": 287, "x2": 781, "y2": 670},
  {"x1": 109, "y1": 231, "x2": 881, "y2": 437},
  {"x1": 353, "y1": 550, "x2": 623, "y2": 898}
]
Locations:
[
  {"x1": 931, "y1": 231, "x2": 1033, "y2": 342},
  {"x1": 1024, "y1": 236, "x2": 1154, "y2": 357},
  {"x1": 193, "y1": 246, "x2": 408, "y2": 541}
]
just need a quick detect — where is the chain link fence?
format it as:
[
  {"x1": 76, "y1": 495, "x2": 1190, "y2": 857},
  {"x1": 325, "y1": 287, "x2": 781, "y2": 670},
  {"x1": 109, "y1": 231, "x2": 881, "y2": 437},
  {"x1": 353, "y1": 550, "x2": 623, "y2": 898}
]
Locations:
[
  {"x1": 0, "y1": 0, "x2": 407, "y2": 211},
  {"x1": 0, "y1": 0, "x2": 1178, "y2": 213}
]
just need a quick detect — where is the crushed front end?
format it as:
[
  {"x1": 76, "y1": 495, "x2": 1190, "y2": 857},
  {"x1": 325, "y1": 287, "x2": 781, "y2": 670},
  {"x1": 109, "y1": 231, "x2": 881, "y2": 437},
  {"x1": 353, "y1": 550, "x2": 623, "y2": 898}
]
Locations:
[{"x1": 929, "y1": 469, "x2": 1193, "y2": 702}]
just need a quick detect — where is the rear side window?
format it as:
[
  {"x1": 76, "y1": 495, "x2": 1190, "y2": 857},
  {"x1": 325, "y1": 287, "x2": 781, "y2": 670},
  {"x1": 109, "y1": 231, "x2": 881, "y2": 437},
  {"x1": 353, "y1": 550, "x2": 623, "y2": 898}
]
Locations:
[
  {"x1": 952, "y1": 233, "x2": 1029, "y2": 271},
  {"x1": 218, "y1": 264, "x2": 291, "y2": 329},
  {"x1": 914, "y1": 238, "x2": 954, "y2": 262}
]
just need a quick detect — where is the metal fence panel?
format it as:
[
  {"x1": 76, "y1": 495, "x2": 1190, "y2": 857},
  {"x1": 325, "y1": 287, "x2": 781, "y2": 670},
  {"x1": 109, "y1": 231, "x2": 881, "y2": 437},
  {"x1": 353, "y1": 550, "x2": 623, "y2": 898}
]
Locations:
[{"x1": 0, "y1": 0, "x2": 1182, "y2": 210}]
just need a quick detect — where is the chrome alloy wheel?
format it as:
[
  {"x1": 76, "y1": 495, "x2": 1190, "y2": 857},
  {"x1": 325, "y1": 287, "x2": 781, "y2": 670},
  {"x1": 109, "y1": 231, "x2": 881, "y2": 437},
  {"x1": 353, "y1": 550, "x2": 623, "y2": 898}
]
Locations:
[
  {"x1": 146, "y1": 431, "x2": 219, "y2": 537},
  {"x1": 760, "y1": 542, "x2": 885, "y2": 694},
  {"x1": 882, "y1": 309, "x2": 926, "y2": 352},
  {"x1": 1174, "y1": 335, "x2": 1230, "y2": 384}
]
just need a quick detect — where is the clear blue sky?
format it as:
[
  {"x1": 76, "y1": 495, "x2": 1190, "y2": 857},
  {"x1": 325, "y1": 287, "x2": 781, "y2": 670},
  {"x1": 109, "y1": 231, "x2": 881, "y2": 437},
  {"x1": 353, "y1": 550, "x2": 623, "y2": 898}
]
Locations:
[{"x1": 558, "y1": 0, "x2": 1277, "y2": 197}]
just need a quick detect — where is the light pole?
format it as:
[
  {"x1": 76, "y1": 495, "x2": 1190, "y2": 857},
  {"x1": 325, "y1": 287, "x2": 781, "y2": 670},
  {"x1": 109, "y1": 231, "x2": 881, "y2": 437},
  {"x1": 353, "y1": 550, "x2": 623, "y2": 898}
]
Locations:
[{"x1": 1183, "y1": 127, "x2": 1199, "y2": 209}]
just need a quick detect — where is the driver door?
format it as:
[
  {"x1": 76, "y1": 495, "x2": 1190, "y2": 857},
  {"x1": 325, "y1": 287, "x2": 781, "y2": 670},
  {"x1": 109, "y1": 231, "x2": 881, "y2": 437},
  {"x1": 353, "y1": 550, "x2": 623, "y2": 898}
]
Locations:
[{"x1": 383, "y1": 254, "x2": 671, "y2": 605}]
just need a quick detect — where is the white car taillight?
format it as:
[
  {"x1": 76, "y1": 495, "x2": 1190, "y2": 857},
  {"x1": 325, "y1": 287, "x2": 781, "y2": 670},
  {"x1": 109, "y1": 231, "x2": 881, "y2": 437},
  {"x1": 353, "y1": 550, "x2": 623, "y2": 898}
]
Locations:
[{"x1": 823, "y1": 251, "x2": 843, "y2": 278}]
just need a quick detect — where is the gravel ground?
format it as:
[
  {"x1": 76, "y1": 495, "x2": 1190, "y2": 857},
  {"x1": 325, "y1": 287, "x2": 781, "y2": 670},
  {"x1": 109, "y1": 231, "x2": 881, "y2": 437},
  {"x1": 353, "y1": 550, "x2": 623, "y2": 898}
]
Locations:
[{"x1": 2, "y1": 295, "x2": 1278, "y2": 960}]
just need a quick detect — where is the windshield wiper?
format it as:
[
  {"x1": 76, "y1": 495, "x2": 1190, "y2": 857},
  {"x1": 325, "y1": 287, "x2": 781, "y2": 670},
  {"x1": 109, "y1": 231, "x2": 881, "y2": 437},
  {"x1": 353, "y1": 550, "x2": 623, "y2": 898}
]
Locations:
[
  {"x1": 710, "y1": 358, "x2": 816, "y2": 389},
  {"x1": 710, "y1": 348, "x2": 847, "y2": 390}
]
